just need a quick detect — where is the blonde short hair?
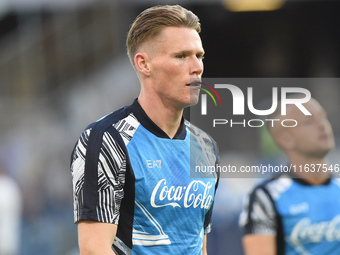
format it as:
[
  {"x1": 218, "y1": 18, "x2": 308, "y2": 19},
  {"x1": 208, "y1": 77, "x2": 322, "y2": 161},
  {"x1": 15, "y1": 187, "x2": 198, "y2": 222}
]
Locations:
[{"x1": 126, "y1": 5, "x2": 201, "y2": 69}]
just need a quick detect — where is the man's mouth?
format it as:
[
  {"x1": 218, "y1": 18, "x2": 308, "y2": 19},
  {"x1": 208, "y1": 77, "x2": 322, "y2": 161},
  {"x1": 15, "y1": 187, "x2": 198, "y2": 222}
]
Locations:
[{"x1": 186, "y1": 80, "x2": 202, "y2": 87}]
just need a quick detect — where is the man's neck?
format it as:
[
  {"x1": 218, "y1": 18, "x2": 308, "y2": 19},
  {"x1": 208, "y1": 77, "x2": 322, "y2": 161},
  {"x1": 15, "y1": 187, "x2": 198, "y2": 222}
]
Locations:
[
  {"x1": 290, "y1": 157, "x2": 331, "y2": 185},
  {"x1": 137, "y1": 96, "x2": 183, "y2": 139}
]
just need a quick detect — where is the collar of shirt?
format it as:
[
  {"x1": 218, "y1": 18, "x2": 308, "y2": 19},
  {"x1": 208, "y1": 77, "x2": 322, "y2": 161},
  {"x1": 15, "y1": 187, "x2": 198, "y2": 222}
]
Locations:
[{"x1": 128, "y1": 98, "x2": 186, "y2": 140}]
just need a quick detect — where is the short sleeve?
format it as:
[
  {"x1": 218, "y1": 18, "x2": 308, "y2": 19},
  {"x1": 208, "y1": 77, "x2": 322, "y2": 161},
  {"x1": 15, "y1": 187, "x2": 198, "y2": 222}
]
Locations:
[
  {"x1": 239, "y1": 186, "x2": 277, "y2": 236},
  {"x1": 204, "y1": 138, "x2": 220, "y2": 235},
  {"x1": 204, "y1": 205, "x2": 213, "y2": 234},
  {"x1": 71, "y1": 128, "x2": 126, "y2": 225}
]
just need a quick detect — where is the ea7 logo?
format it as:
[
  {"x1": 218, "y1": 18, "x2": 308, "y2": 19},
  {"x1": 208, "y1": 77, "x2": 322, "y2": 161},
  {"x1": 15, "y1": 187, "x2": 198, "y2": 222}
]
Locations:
[{"x1": 146, "y1": 160, "x2": 162, "y2": 168}]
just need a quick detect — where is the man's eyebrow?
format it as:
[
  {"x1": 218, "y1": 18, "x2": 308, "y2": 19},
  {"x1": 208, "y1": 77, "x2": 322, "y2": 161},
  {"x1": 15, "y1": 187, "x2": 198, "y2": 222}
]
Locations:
[
  {"x1": 174, "y1": 50, "x2": 205, "y2": 55},
  {"x1": 197, "y1": 50, "x2": 205, "y2": 56}
]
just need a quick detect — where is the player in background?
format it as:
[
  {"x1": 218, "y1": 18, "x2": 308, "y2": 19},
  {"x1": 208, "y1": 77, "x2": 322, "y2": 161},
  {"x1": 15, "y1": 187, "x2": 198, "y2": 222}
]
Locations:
[
  {"x1": 70, "y1": 5, "x2": 219, "y2": 255},
  {"x1": 239, "y1": 97, "x2": 340, "y2": 255},
  {"x1": 0, "y1": 163, "x2": 22, "y2": 255}
]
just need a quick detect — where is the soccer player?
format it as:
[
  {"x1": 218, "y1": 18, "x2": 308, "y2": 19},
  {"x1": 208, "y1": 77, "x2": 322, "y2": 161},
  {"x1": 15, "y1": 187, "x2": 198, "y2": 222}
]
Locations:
[
  {"x1": 70, "y1": 5, "x2": 219, "y2": 255},
  {"x1": 0, "y1": 165, "x2": 22, "y2": 255},
  {"x1": 239, "y1": 97, "x2": 340, "y2": 254}
]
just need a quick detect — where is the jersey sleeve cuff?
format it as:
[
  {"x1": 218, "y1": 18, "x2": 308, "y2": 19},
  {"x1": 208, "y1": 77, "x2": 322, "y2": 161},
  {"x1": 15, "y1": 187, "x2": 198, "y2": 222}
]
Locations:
[{"x1": 204, "y1": 223, "x2": 212, "y2": 234}]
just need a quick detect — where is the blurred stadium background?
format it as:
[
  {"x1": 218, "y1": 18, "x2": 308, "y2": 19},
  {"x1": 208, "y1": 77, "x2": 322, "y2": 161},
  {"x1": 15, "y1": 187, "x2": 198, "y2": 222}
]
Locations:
[{"x1": 0, "y1": 0, "x2": 339, "y2": 254}]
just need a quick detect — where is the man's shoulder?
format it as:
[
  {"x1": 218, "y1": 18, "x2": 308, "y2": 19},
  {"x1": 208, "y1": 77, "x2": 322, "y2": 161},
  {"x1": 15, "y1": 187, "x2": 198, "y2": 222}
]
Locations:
[
  {"x1": 184, "y1": 119, "x2": 216, "y2": 144},
  {"x1": 84, "y1": 105, "x2": 132, "y2": 133},
  {"x1": 249, "y1": 174, "x2": 293, "y2": 199},
  {"x1": 72, "y1": 103, "x2": 136, "y2": 156}
]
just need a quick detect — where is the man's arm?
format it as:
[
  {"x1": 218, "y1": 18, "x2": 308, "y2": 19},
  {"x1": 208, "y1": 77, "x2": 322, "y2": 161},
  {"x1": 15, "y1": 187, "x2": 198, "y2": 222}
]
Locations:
[
  {"x1": 202, "y1": 234, "x2": 208, "y2": 255},
  {"x1": 242, "y1": 234, "x2": 276, "y2": 255},
  {"x1": 239, "y1": 186, "x2": 277, "y2": 255},
  {"x1": 71, "y1": 126, "x2": 127, "y2": 254},
  {"x1": 78, "y1": 221, "x2": 117, "y2": 255}
]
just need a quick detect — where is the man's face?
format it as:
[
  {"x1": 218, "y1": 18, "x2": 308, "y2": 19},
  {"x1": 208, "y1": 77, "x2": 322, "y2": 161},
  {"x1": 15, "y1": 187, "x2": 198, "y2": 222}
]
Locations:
[
  {"x1": 144, "y1": 26, "x2": 204, "y2": 110},
  {"x1": 286, "y1": 99, "x2": 335, "y2": 158}
]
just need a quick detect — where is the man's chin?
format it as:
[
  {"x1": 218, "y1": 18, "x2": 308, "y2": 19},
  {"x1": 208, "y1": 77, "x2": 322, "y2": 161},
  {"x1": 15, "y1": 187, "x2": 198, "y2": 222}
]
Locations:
[
  {"x1": 189, "y1": 97, "x2": 199, "y2": 107},
  {"x1": 309, "y1": 148, "x2": 332, "y2": 159},
  {"x1": 188, "y1": 93, "x2": 200, "y2": 105}
]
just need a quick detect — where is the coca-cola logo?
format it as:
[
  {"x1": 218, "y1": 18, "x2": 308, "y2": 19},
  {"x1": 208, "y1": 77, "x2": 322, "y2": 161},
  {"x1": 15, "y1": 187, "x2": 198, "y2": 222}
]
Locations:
[
  {"x1": 289, "y1": 215, "x2": 340, "y2": 245},
  {"x1": 150, "y1": 179, "x2": 213, "y2": 209}
]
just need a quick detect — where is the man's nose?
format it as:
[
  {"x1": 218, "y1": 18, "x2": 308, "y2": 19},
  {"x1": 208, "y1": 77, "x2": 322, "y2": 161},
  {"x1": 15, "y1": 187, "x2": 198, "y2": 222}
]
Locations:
[{"x1": 190, "y1": 56, "x2": 203, "y2": 76}]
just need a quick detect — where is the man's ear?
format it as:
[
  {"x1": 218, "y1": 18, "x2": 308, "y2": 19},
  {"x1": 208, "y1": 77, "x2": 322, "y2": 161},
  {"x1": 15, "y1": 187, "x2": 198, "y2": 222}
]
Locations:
[{"x1": 134, "y1": 52, "x2": 151, "y2": 76}]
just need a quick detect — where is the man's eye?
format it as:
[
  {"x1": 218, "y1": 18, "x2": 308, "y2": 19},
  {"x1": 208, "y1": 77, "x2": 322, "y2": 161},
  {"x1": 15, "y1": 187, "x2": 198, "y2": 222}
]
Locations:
[
  {"x1": 197, "y1": 54, "x2": 205, "y2": 60},
  {"x1": 177, "y1": 55, "x2": 185, "y2": 59}
]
